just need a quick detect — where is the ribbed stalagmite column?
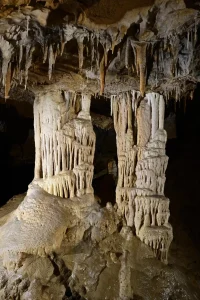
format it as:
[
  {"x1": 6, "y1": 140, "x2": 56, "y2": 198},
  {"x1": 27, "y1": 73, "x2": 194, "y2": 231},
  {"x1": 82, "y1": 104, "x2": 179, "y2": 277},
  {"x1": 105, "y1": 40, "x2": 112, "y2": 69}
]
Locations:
[
  {"x1": 33, "y1": 90, "x2": 95, "y2": 198},
  {"x1": 112, "y1": 91, "x2": 173, "y2": 263},
  {"x1": 135, "y1": 93, "x2": 173, "y2": 263},
  {"x1": 112, "y1": 91, "x2": 139, "y2": 225}
]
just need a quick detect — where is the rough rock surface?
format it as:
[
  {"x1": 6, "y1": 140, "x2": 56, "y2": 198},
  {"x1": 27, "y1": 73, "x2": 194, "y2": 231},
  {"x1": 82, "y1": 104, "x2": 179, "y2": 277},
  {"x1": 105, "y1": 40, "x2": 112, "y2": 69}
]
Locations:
[
  {"x1": 0, "y1": 0, "x2": 200, "y2": 299},
  {"x1": 0, "y1": 0, "x2": 199, "y2": 99},
  {"x1": 0, "y1": 188, "x2": 200, "y2": 299}
]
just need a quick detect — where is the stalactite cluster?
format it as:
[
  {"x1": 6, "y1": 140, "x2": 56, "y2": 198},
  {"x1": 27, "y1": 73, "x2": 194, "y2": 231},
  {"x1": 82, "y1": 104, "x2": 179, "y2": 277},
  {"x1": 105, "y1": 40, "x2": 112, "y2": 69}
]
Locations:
[
  {"x1": 34, "y1": 91, "x2": 95, "y2": 198},
  {"x1": 112, "y1": 91, "x2": 173, "y2": 263},
  {"x1": 0, "y1": 22, "x2": 118, "y2": 97},
  {"x1": 0, "y1": 12, "x2": 198, "y2": 101}
]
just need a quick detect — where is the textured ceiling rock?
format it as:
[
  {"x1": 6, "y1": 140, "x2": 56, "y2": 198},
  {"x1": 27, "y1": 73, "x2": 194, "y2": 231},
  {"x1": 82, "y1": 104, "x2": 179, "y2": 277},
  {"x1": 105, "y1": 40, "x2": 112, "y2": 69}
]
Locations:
[
  {"x1": 0, "y1": 0, "x2": 198, "y2": 101},
  {"x1": 0, "y1": 3, "x2": 200, "y2": 298}
]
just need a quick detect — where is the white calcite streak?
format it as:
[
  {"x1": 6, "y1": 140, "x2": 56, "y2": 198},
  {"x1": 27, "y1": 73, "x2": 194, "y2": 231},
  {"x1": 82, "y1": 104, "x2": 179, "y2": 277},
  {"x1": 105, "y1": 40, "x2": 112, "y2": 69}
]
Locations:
[
  {"x1": 33, "y1": 90, "x2": 95, "y2": 198},
  {"x1": 112, "y1": 91, "x2": 173, "y2": 263}
]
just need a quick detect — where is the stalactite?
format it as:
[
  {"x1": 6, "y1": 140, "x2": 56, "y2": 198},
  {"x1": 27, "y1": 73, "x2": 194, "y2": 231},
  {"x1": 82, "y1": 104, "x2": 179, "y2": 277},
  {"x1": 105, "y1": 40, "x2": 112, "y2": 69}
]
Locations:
[
  {"x1": 19, "y1": 44, "x2": 23, "y2": 69},
  {"x1": 125, "y1": 38, "x2": 130, "y2": 69},
  {"x1": 90, "y1": 32, "x2": 95, "y2": 65},
  {"x1": 48, "y1": 45, "x2": 55, "y2": 80},
  {"x1": 26, "y1": 16, "x2": 30, "y2": 37},
  {"x1": 96, "y1": 34, "x2": 100, "y2": 70},
  {"x1": 187, "y1": 30, "x2": 190, "y2": 50},
  {"x1": 77, "y1": 36, "x2": 84, "y2": 70},
  {"x1": 131, "y1": 42, "x2": 147, "y2": 97},
  {"x1": 43, "y1": 43, "x2": 48, "y2": 63},
  {"x1": 25, "y1": 45, "x2": 35, "y2": 89},
  {"x1": 104, "y1": 45, "x2": 108, "y2": 68},
  {"x1": 0, "y1": 37, "x2": 13, "y2": 98},
  {"x1": 60, "y1": 30, "x2": 66, "y2": 56},
  {"x1": 4, "y1": 62, "x2": 12, "y2": 99},
  {"x1": 100, "y1": 54, "x2": 105, "y2": 95}
]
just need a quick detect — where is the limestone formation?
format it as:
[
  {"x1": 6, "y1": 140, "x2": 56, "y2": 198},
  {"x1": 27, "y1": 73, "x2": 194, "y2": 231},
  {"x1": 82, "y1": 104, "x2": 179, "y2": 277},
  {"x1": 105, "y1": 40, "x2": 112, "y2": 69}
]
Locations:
[
  {"x1": 34, "y1": 91, "x2": 95, "y2": 198},
  {"x1": 0, "y1": 0, "x2": 200, "y2": 298},
  {"x1": 112, "y1": 91, "x2": 172, "y2": 263}
]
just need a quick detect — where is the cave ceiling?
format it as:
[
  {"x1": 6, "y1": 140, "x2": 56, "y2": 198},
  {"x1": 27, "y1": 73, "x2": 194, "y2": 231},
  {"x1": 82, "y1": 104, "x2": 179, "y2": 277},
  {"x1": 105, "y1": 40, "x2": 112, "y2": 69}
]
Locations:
[{"x1": 0, "y1": 0, "x2": 199, "y2": 102}]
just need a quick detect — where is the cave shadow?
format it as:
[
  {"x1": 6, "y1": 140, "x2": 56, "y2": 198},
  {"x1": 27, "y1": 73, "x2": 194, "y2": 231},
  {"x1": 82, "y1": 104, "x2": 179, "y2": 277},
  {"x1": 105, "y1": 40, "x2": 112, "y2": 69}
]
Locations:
[
  {"x1": 91, "y1": 96, "x2": 117, "y2": 207},
  {"x1": 0, "y1": 103, "x2": 34, "y2": 207},
  {"x1": 92, "y1": 126, "x2": 117, "y2": 207},
  {"x1": 165, "y1": 84, "x2": 200, "y2": 251}
]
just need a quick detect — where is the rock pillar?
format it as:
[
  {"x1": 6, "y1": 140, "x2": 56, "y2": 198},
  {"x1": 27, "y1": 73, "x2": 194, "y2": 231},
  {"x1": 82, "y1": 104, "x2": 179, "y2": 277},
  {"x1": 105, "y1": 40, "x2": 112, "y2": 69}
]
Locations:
[
  {"x1": 33, "y1": 90, "x2": 95, "y2": 198},
  {"x1": 112, "y1": 91, "x2": 173, "y2": 263}
]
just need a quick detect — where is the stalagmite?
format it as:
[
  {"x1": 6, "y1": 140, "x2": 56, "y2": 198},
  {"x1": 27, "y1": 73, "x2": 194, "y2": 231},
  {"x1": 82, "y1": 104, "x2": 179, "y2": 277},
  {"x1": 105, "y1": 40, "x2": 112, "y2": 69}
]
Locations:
[
  {"x1": 113, "y1": 91, "x2": 173, "y2": 263},
  {"x1": 33, "y1": 90, "x2": 95, "y2": 198}
]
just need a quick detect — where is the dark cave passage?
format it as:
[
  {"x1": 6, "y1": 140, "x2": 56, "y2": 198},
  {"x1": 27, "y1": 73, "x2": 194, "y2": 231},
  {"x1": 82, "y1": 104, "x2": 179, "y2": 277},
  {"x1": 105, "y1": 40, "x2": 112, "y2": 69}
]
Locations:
[
  {"x1": 165, "y1": 83, "x2": 200, "y2": 251},
  {"x1": 92, "y1": 126, "x2": 117, "y2": 207},
  {"x1": 91, "y1": 96, "x2": 117, "y2": 207},
  {"x1": 0, "y1": 103, "x2": 35, "y2": 206}
]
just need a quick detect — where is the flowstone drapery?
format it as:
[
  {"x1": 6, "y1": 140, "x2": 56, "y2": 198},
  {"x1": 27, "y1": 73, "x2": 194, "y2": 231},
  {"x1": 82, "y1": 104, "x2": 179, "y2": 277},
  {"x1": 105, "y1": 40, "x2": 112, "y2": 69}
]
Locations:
[
  {"x1": 33, "y1": 91, "x2": 95, "y2": 198},
  {"x1": 112, "y1": 91, "x2": 173, "y2": 263}
]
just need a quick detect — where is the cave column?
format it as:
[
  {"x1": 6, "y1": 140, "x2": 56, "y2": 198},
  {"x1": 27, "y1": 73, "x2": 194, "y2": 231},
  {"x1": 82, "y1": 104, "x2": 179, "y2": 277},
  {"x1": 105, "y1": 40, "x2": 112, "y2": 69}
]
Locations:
[
  {"x1": 33, "y1": 90, "x2": 95, "y2": 198},
  {"x1": 112, "y1": 91, "x2": 138, "y2": 225},
  {"x1": 112, "y1": 91, "x2": 173, "y2": 263},
  {"x1": 74, "y1": 93, "x2": 95, "y2": 196},
  {"x1": 134, "y1": 93, "x2": 173, "y2": 263}
]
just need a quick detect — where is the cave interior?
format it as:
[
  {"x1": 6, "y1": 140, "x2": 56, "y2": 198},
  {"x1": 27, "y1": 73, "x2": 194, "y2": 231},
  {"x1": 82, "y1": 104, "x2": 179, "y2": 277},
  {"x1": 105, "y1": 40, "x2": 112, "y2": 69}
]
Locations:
[{"x1": 0, "y1": 0, "x2": 200, "y2": 299}]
